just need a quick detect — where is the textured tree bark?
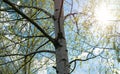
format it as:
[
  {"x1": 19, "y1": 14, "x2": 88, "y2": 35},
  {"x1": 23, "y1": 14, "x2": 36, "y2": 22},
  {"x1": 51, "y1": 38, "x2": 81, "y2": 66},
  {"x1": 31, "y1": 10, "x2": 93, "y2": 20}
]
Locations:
[{"x1": 54, "y1": 0, "x2": 70, "y2": 74}]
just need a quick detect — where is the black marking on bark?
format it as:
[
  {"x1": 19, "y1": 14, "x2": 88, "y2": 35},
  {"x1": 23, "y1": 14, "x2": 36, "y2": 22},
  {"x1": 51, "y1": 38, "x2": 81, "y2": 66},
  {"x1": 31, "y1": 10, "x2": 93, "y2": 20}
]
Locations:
[
  {"x1": 62, "y1": 58, "x2": 66, "y2": 61},
  {"x1": 65, "y1": 49, "x2": 68, "y2": 52},
  {"x1": 53, "y1": 66, "x2": 56, "y2": 69},
  {"x1": 56, "y1": 70, "x2": 59, "y2": 73},
  {"x1": 53, "y1": 39, "x2": 62, "y2": 49},
  {"x1": 57, "y1": 32, "x2": 65, "y2": 39},
  {"x1": 55, "y1": 9, "x2": 59, "y2": 11}
]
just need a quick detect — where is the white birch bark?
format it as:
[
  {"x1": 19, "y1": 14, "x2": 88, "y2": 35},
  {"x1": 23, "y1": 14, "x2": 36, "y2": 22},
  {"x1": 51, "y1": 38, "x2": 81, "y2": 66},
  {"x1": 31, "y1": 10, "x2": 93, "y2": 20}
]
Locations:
[{"x1": 54, "y1": 0, "x2": 70, "y2": 74}]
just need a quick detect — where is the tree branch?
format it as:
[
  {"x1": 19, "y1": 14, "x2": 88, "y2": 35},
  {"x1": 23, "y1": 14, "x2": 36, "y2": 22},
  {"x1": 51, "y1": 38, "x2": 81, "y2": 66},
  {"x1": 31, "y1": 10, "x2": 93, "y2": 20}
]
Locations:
[
  {"x1": 16, "y1": 5, "x2": 54, "y2": 18},
  {"x1": 69, "y1": 56, "x2": 97, "y2": 64},
  {"x1": 15, "y1": 34, "x2": 45, "y2": 38},
  {"x1": 0, "y1": 57, "x2": 24, "y2": 66},
  {"x1": 0, "y1": 16, "x2": 51, "y2": 23},
  {"x1": 82, "y1": 41, "x2": 114, "y2": 50},
  {"x1": 70, "y1": 61, "x2": 76, "y2": 73},
  {"x1": 64, "y1": 12, "x2": 85, "y2": 20},
  {"x1": 0, "y1": 50, "x2": 55, "y2": 57},
  {"x1": 0, "y1": 4, "x2": 53, "y2": 18},
  {"x1": 0, "y1": 54, "x2": 24, "y2": 57},
  {"x1": 3, "y1": 0, "x2": 54, "y2": 43},
  {"x1": 25, "y1": 50, "x2": 55, "y2": 57}
]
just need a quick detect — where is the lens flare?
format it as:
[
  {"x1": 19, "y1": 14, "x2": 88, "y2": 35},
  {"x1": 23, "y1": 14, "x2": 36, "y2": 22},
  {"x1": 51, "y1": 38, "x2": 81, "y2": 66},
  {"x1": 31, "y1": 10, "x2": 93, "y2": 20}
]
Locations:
[{"x1": 94, "y1": 3, "x2": 113, "y2": 24}]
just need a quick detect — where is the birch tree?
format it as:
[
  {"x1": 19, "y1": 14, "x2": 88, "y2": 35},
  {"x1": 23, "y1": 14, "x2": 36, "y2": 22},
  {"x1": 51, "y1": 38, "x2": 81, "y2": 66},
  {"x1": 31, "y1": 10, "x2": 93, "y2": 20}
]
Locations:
[
  {"x1": 0, "y1": 0, "x2": 120, "y2": 74},
  {"x1": 1, "y1": 0, "x2": 69, "y2": 74}
]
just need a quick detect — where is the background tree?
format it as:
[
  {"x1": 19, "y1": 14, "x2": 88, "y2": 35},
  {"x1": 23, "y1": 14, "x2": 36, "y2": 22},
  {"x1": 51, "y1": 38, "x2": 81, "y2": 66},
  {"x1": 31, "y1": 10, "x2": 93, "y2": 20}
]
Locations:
[{"x1": 0, "y1": 0, "x2": 120, "y2": 74}]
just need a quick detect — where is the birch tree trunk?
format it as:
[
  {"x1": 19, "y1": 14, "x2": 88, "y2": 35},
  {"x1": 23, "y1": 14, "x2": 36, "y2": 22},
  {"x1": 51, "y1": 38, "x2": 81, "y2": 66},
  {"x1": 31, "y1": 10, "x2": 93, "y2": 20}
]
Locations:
[{"x1": 54, "y1": 0, "x2": 70, "y2": 74}]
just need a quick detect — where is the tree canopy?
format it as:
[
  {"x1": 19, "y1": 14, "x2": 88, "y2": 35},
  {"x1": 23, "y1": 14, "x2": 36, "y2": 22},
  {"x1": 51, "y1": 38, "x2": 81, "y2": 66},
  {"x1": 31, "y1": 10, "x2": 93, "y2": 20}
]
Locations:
[{"x1": 0, "y1": 0, "x2": 120, "y2": 74}]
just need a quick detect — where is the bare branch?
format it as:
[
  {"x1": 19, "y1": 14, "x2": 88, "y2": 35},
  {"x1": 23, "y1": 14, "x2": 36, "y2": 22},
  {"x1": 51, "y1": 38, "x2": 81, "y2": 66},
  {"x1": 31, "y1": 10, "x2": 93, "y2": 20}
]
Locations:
[
  {"x1": 0, "y1": 57, "x2": 24, "y2": 66},
  {"x1": 0, "y1": 17, "x2": 51, "y2": 23},
  {"x1": 0, "y1": 50, "x2": 55, "y2": 57},
  {"x1": 13, "y1": 40, "x2": 51, "y2": 74},
  {"x1": 3, "y1": 0, "x2": 54, "y2": 43},
  {"x1": 0, "y1": 39, "x2": 27, "y2": 50},
  {"x1": 64, "y1": 12, "x2": 85, "y2": 20},
  {"x1": 82, "y1": 41, "x2": 114, "y2": 50},
  {"x1": 69, "y1": 56, "x2": 97, "y2": 64},
  {"x1": 0, "y1": 4, "x2": 53, "y2": 18},
  {"x1": 0, "y1": 7, "x2": 14, "y2": 12},
  {"x1": 16, "y1": 5, "x2": 54, "y2": 18},
  {"x1": 70, "y1": 61, "x2": 76, "y2": 73},
  {"x1": 15, "y1": 34, "x2": 45, "y2": 38},
  {"x1": 25, "y1": 50, "x2": 55, "y2": 57},
  {"x1": 0, "y1": 54, "x2": 24, "y2": 57}
]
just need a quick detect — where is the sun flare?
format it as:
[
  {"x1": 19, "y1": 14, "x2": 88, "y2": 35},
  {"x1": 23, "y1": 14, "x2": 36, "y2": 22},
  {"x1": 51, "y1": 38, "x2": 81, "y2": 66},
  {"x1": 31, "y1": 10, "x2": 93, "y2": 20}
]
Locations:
[
  {"x1": 94, "y1": 3, "x2": 113, "y2": 23},
  {"x1": 91, "y1": 2, "x2": 116, "y2": 34}
]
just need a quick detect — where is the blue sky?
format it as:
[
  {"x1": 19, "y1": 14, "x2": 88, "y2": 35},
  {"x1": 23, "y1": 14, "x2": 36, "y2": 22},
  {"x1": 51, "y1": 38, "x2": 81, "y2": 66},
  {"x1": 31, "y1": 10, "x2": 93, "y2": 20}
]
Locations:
[
  {"x1": 65, "y1": 0, "x2": 120, "y2": 74},
  {"x1": 1, "y1": 0, "x2": 120, "y2": 74}
]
